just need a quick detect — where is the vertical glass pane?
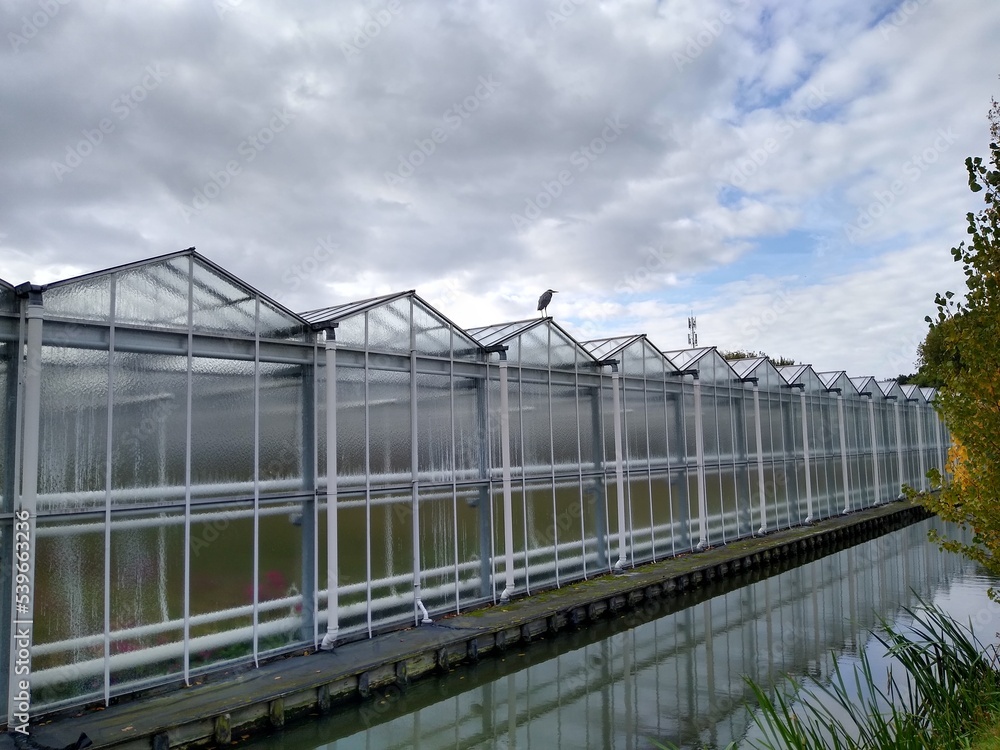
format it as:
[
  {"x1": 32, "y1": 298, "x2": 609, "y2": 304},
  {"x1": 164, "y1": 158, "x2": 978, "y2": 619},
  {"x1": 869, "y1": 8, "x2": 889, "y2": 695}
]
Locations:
[
  {"x1": 259, "y1": 361, "x2": 305, "y2": 497},
  {"x1": 38, "y1": 346, "x2": 109, "y2": 509},
  {"x1": 111, "y1": 352, "x2": 187, "y2": 504},
  {"x1": 190, "y1": 357, "x2": 254, "y2": 491},
  {"x1": 33, "y1": 516, "x2": 104, "y2": 708},
  {"x1": 368, "y1": 368, "x2": 410, "y2": 484},
  {"x1": 189, "y1": 502, "x2": 252, "y2": 669},
  {"x1": 109, "y1": 508, "x2": 184, "y2": 692}
]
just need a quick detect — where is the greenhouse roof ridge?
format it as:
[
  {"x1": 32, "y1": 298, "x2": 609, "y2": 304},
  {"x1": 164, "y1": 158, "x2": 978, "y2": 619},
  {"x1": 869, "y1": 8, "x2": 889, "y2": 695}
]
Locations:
[
  {"x1": 299, "y1": 289, "x2": 415, "y2": 328},
  {"x1": 660, "y1": 345, "x2": 717, "y2": 369},
  {"x1": 468, "y1": 317, "x2": 601, "y2": 364},
  {"x1": 33, "y1": 247, "x2": 311, "y2": 329},
  {"x1": 580, "y1": 334, "x2": 646, "y2": 358},
  {"x1": 727, "y1": 356, "x2": 768, "y2": 377}
]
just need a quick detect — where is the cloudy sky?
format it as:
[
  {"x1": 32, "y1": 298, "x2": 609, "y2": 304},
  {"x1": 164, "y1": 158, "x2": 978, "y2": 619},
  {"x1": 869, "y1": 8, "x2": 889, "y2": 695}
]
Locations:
[{"x1": 2, "y1": 0, "x2": 998, "y2": 377}]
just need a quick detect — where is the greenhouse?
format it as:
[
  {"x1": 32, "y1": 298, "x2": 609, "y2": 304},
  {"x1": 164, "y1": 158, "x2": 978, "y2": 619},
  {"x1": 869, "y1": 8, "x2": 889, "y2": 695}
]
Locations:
[{"x1": 0, "y1": 249, "x2": 949, "y2": 719}]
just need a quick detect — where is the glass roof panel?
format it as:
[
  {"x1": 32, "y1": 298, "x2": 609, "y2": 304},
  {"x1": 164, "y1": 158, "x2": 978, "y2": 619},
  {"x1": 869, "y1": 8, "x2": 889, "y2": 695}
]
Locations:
[
  {"x1": 728, "y1": 357, "x2": 766, "y2": 378},
  {"x1": 468, "y1": 320, "x2": 541, "y2": 347},
  {"x1": 876, "y1": 379, "x2": 906, "y2": 399},
  {"x1": 850, "y1": 376, "x2": 877, "y2": 394},
  {"x1": 581, "y1": 335, "x2": 636, "y2": 360},
  {"x1": 920, "y1": 387, "x2": 937, "y2": 401},
  {"x1": 300, "y1": 291, "x2": 409, "y2": 328},
  {"x1": 661, "y1": 347, "x2": 711, "y2": 370}
]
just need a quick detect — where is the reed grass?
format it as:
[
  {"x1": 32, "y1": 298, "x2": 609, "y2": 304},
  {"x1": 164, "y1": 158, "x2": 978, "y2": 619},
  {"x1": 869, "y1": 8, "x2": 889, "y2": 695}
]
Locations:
[{"x1": 651, "y1": 599, "x2": 1000, "y2": 749}]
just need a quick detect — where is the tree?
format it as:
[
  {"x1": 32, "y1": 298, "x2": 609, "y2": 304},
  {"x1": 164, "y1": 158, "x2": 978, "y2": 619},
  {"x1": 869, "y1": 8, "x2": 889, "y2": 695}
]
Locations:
[
  {"x1": 919, "y1": 92, "x2": 1000, "y2": 586},
  {"x1": 719, "y1": 349, "x2": 797, "y2": 366}
]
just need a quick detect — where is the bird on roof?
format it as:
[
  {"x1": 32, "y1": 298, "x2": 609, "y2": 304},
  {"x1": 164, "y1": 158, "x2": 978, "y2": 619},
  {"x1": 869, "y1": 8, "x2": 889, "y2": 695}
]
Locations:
[{"x1": 537, "y1": 289, "x2": 558, "y2": 317}]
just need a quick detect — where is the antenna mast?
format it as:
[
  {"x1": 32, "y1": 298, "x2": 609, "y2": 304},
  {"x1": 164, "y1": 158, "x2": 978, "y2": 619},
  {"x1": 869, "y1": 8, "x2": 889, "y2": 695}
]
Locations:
[{"x1": 687, "y1": 313, "x2": 698, "y2": 348}]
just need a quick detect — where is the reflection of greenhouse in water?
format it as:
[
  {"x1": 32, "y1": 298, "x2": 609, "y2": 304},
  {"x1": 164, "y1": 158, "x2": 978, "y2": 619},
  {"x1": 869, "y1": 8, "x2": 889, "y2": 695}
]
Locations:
[
  {"x1": 0, "y1": 249, "x2": 950, "y2": 717},
  {"x1": 310, "y1": 518, "x2": 973, "y2": 750}
]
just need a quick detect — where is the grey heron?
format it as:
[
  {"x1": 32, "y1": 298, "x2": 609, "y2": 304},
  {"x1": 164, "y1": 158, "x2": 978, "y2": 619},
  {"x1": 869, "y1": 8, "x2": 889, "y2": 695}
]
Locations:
[{"x1": 537, "y1": 289, "x2": 558, "y2": 317}]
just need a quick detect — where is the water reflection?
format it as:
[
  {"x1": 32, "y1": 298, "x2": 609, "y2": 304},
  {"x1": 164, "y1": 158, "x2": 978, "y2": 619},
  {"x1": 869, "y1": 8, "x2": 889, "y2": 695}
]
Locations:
[{"x1": 249, "y1": 517, "x2": 994, "y2": 750}]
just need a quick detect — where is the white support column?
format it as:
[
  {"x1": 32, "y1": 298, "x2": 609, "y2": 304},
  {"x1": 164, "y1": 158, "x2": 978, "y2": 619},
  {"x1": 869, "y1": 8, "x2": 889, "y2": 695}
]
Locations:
[
  {"x1": 867, "y1": 397, "x2": 881, "y2": 506},
  {"x1": 893, "y1": 400, "x2": 905, "y2": 499},
  {"x1": 410, "y1": 348, "x2": 430, "y2": 624},
  {"x1": 837, "y1": 395, "x2": 851, "y2": 514},
  {"x1": 915, "y1": 403, "x2": 927, "y2": 492},
  {"x1": 752, "y1": 385, "x2": 767, "y2": 535},
  {"x1": 800, "y1": 391, "x2": 813, "y2": 523},
  {"x1": 693, "y1": 378, "x2": 709, "y2": 551},
  {"x1": 320, "y1": 333, "x2": 339, "y2": 650},
  {"x1": 611, "y1": 368, "x2": 627, "y2": 571},
  {"x1": 498, "y1": 355, "x2": 516, "y2": 603},
  {"x1": 7, "y1": 292, "x2": 42, "y2": 730}
]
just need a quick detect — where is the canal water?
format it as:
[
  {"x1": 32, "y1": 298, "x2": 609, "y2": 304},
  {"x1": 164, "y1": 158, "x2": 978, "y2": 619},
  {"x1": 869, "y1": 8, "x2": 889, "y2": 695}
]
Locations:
[{"x1": 243, "y1": 517, "x2": 997, "y2": 749}]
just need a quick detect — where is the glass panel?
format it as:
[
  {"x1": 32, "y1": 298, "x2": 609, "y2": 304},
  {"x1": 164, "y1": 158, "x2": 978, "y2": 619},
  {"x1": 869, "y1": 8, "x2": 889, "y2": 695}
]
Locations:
[
  {"x1": 413, "y1": 303, "x2": 451, "y2": 357},
  {"x1": 368, "y1": 368, "x2": 410, "y2": 484},
  {"x1": 189, "y1": 501, "x2": 252, "y2": 669},
  {"x1": 258, "y1": 498, "x2": 307, "y2": 652},
  {"x1": 115, "y1": 257, "x2": 189, "y2": 328},
  {"x1": 110, "y1": 352, "x2": 187, "y2": 504},
  {"x1": 38, "y1": 346, "x2": 109, "y2": 508},
  {"x1": 109, "y1": 508, "x2": 184, "y2": 693},
  {"x1": 457, "y1": 483, "x2": 492, "y2": 610},
  {"x1": 367, "y1": 298, "x2": 411, "y2": 353},
  {"x1": 190, "y1": 357, "x2": 254, "y2": 492},
  {"x1": 258, "y1": 298, "x2": 306, "y2": 341},
  {"x1": 336, "y1": 365, "x2": 366, "y2": 486},
  {"x1": 44, "y1": 273, "x2": 112, "y2": 322},
  {"x1": 417, "y1": 373, "x2": 453, "y2": 481},
  {"x1": 259, "y1": 361, "x2": 305, "y2": 497},
  {"x1": 32, "y1": 516, "x2": 104, "y2": 708},
  {"x1": 190, "y1": 259, "x2": 256, "y2": 337},
  {"x1": 419, "y1": 492, "x2": 457, "y2": 614},
  {"x1": 369, "y1": 493, "x2": 415, "y2": 624},
  {"x1": 0, "y1": 279, "x2": 17, "y2": 314}
]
